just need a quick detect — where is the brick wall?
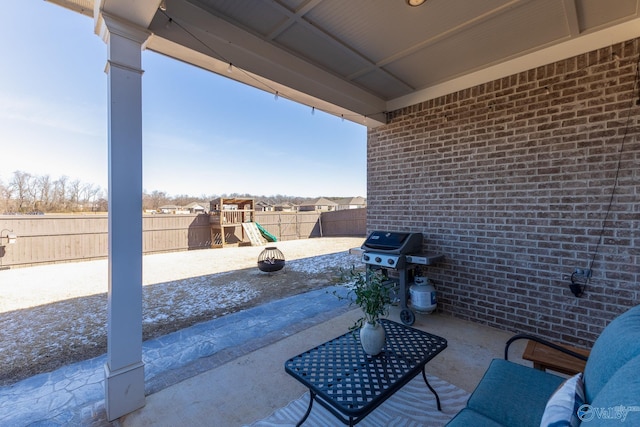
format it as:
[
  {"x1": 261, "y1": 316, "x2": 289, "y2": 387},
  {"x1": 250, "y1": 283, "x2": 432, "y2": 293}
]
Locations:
[{"x1": 368, "y1": 39, "x2": 640, "y2": 347}]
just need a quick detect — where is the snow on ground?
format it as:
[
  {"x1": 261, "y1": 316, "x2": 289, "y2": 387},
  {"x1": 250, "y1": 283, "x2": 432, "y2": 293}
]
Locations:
[
  {"x1": 0, "y1": 237, "x2": 363, "y2": 313},
  {"x1": 286, "y1": 251, "x2": 360, "y2": 274},
  {"x1": 141, "y1": 277, "x2": 260, "y2": 325},
  {"x1": 0, "y1": 237, "x2": 364, "y2": 385}
]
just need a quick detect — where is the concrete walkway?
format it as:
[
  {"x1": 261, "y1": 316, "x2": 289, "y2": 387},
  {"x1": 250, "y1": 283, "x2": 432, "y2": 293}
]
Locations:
[{"x1": 0, "y1": 285, "x2": 354, "y2": 426}]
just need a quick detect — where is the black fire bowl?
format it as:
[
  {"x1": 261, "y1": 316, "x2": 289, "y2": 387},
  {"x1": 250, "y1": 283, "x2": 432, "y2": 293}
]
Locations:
[{"x1": 258, "y1": 259, "x2": 285, "y2": 273}]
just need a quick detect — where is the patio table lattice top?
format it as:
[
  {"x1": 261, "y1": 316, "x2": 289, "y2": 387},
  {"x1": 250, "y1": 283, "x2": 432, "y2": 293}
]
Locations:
[{"x1": 285, "y1": 319, "x2": 447, "y2": 416}]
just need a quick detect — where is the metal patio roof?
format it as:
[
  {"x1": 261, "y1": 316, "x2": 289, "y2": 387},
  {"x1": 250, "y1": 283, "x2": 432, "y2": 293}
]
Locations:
[{"x1": 49, "y1": 0, "x2": 640, "y2": 126}]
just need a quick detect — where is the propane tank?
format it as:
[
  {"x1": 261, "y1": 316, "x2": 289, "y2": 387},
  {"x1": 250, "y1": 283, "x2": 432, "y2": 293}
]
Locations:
[{"x1": 409, "y1": 276, "x2": 437, "y2": 314}]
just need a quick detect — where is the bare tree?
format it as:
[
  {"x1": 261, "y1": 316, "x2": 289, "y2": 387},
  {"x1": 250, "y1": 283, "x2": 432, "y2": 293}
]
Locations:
[
  {"x1": 173, "y1": 194, "x2": 198, "y2": 207},
  {"x1": 36, "y1": 175, "x2": 52, "y2": 212},
  {"x1": 0, "y1": 179, "x2": 11, "y2": 213},
  {"x1": 81, "y1": 183, "x2": 103, "y2": 212},
  {"x1": 3, "y1": 169, "x2": 323, "y2": 215},
  {"x1": 1, "y1": 172, "x2": 109, "y2": 213},
  {"x1": 143, "y1": 190, "x2": 169, "y2": 211},
  {"x1": 94, "y1": 196, "x2": 108, "y2": 212},
  {"x1": 52, "y1": 176, "x2": 68, "y2": 212},
  {"x1": 68, "y1": 179, "x2": 82, "y2": 211},
  {"x1": 9, "y1": 171, "x2": 35, "y2": 213}
]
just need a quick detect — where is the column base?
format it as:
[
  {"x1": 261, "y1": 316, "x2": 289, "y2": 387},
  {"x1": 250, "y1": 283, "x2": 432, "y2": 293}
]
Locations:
[{"x1": 104, "y1": 361, "x2": 145, "y2": 421}]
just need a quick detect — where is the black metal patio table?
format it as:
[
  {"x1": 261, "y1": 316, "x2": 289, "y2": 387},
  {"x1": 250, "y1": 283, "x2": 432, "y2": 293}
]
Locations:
[{"x1": 284, "y1": 319, "x2": 448, "y2": 426}]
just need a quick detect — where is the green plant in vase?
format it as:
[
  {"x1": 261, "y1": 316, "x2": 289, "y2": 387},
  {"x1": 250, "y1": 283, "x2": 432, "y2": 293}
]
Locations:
[{"x1": 336, "y1": 266, "x2": 397, "y2": 355}]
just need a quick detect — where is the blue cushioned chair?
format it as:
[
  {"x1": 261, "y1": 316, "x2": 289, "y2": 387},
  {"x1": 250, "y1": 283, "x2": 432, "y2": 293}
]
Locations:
[{"x1": 447, "y1": 304, "x2": 640, "y2": 427}]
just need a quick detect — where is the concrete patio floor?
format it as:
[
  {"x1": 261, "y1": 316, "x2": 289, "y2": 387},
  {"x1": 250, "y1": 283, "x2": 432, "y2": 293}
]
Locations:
[{"x1": 119, "y1": 303, "x2": 528, "y2": 427}]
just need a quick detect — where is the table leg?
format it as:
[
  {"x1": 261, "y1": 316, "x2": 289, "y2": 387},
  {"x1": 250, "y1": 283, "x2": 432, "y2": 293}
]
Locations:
[
  {"x1": 422, "y1": 369, "x2": 441, "y2": 411},
  {"x1": 296, "y1": 390, "x2": 315, "y2": 427}
]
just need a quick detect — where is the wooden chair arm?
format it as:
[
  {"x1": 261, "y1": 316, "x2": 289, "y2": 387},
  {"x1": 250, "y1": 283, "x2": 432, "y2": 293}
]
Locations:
[{"x1": 505, "y1": 333, "x2": 589, "y2": 362}]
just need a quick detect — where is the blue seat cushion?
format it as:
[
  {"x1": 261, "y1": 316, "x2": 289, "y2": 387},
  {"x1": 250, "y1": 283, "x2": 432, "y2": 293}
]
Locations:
[
  {"x1": 465, "y1": 359, "x2": 564, "y2": 427},
  {"x1": 446, "y1": 407, "x2": 505, "y2": 427},
  {"x1": 584, "y1": 304, "x2": 640, "y2": 402}
]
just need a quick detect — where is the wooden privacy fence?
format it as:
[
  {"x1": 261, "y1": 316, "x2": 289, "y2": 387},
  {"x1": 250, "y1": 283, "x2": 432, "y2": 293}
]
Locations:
[
  {"x1": 254, "y1": 209, "x2": 366, "y2": 241},
  {"x1": 255, "y1": 212, "x2": 322, "y2": 241},
  {"x1": 0, "y1": 208, "x2": 365, "y2": 268}
]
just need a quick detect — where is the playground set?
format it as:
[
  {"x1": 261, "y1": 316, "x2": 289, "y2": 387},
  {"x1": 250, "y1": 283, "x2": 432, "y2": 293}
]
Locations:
[{"x1": 209, "y1": 197, "x2": 277, "y2": 247}]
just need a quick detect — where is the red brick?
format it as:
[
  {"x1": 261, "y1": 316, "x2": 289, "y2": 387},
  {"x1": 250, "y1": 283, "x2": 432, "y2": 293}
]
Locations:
[{"x1": 366, "y1": 37, "x2": 640, "y2": 347}]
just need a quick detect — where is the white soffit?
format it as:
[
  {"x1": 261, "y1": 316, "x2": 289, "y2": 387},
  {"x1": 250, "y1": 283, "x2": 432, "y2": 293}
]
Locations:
[{"x1": 388, "y1": 16, "x2": 640, "y2": 112}]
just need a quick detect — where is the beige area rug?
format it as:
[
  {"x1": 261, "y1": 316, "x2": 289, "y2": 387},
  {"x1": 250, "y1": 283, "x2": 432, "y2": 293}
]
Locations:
[{"x1": 246, "y1": 374, "x2": 469, "y2": 427}]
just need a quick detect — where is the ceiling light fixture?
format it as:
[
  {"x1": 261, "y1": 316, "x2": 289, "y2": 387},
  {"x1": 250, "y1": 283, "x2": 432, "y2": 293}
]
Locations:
[{"x1": 407, "y1": 0, "x2": 426, "y2": 6}]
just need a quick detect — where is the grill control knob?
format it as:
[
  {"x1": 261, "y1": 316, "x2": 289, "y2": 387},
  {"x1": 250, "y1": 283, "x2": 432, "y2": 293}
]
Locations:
[
  {"x1": 388, "y1": 258, "x2": 395, "y2": 265},
  {"x1": 363, "y1": 254, "x2": 370, "y2": 261},
  {"x1": 375, "y1": 257, "x2": 382, "y2": 263}
]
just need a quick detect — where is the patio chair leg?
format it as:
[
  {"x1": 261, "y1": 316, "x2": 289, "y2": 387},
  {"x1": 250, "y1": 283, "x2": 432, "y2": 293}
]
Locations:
[
  {"x1": 296, "y1": 390, "x2": 315, "y2": 427},
  {"x1": 422, "y1": 369, "x2": 441, "y2": 411}
]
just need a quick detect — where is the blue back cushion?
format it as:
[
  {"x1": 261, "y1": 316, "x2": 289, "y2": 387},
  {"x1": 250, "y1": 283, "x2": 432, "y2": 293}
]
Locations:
[
  {"x1": 588, "y1": 355, "x2": 640, "y2": 426},
  {"x1": 584, "y1": 304, "x2": 640, "y2": 403}
]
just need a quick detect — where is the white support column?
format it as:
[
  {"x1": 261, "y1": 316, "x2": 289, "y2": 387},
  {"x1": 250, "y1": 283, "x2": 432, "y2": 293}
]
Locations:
[{"x1": 100, "y1": 14, "x2": 150, "y2": 421}]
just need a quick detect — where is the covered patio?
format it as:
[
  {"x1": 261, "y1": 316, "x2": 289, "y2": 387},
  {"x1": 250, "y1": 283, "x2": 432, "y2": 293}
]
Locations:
[
  {"x1": 45, "y1": 0, "x2": 640, "y2": 422},
  {"x1": 120, "y1": 300, "x2": 526, "y2": 426},
  {"x1": 0, "y1": 238, "x2": 525, "y2": 425}
]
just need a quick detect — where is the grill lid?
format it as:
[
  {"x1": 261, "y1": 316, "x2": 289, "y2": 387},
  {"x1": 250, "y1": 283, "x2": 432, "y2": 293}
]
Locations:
[{"x1": 361, "y1": 231, "x2": 423, "y2": 254}]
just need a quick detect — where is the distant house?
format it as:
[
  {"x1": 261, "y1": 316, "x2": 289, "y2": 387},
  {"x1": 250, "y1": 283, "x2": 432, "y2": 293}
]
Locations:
[
  {"x1": 334, "y1": 196, "x2": 366, "y2": 210},
  {"x1": 255, "y1": 201, "x2": 274, "y2": 212},
  {"x1": 298, "y1": 197, "x2": 337, "y2": 212},
  {"x1": 274, "y1": 202, "x2": 298, "y2": 212},
  {"x1": 184, "y1": 202, "x2": 206, "y2": 214},
  {"x1": 159, "y1": 204, "x2": 190, "y2": 214},
  {"x1": 159, "y1": 204, "x2": 180, "y2": 214}
]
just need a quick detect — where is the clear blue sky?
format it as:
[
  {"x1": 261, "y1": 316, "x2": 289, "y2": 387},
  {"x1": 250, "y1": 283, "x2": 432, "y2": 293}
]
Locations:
[{"x1": 0, "y1": 1, "x2": 367, "y2": 199}]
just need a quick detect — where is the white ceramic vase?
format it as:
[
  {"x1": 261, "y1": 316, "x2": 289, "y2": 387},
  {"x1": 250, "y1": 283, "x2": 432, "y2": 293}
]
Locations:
[{"x1": 360, "y1": 321, "x2": 386, "y2": 356}]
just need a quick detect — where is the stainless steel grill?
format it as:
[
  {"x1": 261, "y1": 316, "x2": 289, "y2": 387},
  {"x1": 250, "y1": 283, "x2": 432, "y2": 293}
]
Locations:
[{"x1": 359, "y1": 231, "x2": 443, "y2": 325}]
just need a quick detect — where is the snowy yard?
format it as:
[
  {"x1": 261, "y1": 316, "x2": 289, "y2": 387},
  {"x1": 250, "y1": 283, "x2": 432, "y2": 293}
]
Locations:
[{"x1": 0, "y1": 237, "x2": 363, "y2": 385}]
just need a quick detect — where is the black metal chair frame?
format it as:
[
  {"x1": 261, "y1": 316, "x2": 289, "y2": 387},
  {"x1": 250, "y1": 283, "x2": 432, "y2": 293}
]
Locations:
[{"x1": 504, "y1": 333, "x2": 589, "y2": 362}]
